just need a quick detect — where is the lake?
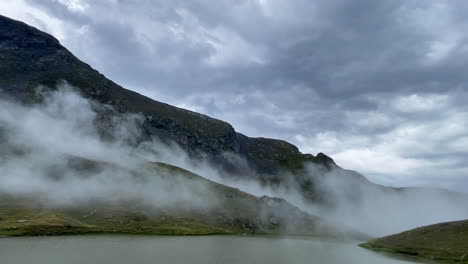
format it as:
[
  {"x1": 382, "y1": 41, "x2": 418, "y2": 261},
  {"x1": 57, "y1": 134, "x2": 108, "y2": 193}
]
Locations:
[{"x1": 0, "y1": 235, "x2": 413, "y2": 264}]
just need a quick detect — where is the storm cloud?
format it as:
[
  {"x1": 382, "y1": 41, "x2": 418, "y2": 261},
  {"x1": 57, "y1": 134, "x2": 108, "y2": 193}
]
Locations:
[{"x1": 1, "y1": 0, "x2": 467, "y2": 191}]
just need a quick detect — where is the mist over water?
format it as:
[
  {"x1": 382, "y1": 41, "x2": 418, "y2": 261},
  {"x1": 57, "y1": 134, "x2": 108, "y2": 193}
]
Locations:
[
  {"x1": 0, "y1": 84, "x2": 467, "y2": 238},
  {"x1": 306, "y1": 173, "x2": 468, "y2": 236}
]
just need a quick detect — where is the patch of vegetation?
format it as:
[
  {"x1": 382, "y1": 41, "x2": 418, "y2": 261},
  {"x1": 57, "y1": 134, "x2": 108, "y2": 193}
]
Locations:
[
  {"x1": 0, "y1": 207, "x2": 236, "y2": 237},
  {"x1": 360, "y1": 220, "x2": 468, "y2": 264}
]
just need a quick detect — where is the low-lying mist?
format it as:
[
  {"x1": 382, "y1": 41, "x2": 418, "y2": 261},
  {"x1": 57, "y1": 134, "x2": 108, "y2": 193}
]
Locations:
[
  {"x1": 1, "y1": 83, "x2": 467, "y2": 237},
  {"x1": 0, "y1": 85, "x2": 220, "y2": 211},
  {"x1": 303, "y1": 166, "x2": 468, "y2": 236}
]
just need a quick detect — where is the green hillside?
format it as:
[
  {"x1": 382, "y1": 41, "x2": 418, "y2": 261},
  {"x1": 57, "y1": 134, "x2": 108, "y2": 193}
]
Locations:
[{"x1": 360, "y1": 220, "x2": 468, "y2": 263}]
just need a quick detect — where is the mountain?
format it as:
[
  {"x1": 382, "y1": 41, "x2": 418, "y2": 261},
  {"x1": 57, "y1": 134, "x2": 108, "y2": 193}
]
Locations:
[
  {"x1": 360, "y1": 219, "x2": 468, "y2": 263},
  {"x1": 0, "y1": 14, "x2": 377, "y2": 238},
  {"x1": 1, "y1": 15, "x2": 468, "y2": 239},
  {"x1": 0, "y1": 14, "x2": 332, "y2": 182}
]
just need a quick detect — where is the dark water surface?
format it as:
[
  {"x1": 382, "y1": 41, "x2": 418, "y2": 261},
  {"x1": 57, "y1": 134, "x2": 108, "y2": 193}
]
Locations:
[{"x1": 0, "y1": 235, "x2": 413, "y2": 264}]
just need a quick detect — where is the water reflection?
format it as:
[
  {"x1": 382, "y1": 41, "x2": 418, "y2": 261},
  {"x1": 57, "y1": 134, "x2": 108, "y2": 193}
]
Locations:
[{"x1": 0, "y1": 235, "x2": 413, "y2": 264}]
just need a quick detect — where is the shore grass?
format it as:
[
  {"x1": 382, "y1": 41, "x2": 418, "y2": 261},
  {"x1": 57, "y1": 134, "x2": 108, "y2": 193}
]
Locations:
[{"x1": 359, "y1": 220, "x2": 468, "y2": 264}]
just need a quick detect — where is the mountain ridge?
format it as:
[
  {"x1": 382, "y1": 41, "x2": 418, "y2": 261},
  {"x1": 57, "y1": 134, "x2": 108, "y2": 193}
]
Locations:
[
  {"x1": 0, "y1": 14, "x2": 334, "y2": 182},
  {"x1": 2, "y1": 14, "x2": 466, "y2": 203}
]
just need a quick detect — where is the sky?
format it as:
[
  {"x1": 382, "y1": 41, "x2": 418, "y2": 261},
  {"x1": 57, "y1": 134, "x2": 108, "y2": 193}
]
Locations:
[{"x1": 1, "y1": 0, "x2": 468, "y2": 192}]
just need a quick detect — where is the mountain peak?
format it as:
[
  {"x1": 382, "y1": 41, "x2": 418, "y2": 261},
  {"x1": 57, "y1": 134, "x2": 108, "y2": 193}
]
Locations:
[
  {"x1": 0, "y1": 15, "x2": 60, "y2": 46},
  {"x1": 315, "y1": 152, "x2": 336, "y2": 168}
]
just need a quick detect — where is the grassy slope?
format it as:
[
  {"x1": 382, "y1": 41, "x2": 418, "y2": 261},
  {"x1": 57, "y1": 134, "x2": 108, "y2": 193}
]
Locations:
[
  {"x1": 360, "y1": 220, "x2": 468, "y2": 263},
  {"x1": 0, "y1": 158, "x2": 362, "y2": 238},
  {"x1": 0, "y1": 203, "x2": 239, "y2": 236}
]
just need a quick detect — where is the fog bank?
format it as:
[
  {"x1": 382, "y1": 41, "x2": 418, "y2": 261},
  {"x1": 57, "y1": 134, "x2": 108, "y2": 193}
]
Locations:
[{"x1": 1, "y1": 84, "x2": 467, "y2": 237}]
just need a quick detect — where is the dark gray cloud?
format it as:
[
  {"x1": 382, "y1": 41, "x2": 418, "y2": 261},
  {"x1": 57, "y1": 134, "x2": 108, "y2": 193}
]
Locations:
[{"x1": 2, "y1": 0, "x2": 468, "y2": 191}]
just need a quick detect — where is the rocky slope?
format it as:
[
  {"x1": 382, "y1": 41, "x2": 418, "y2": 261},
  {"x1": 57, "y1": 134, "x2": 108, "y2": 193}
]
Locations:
[
  {"x1": 0, "y1": 14, "x2": 330, "y2": 182},
  {"x1": 360, "y1": 220, "x2": 468, "y2": 263}
]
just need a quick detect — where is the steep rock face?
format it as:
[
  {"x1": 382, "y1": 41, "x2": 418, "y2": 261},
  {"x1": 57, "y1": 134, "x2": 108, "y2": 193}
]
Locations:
[
  {"x1": 0, "y1": 15, "x2": 333, "y2": 178},
  {"x1": 0, "y1": 15, "x2": 237, "y2": 154}
]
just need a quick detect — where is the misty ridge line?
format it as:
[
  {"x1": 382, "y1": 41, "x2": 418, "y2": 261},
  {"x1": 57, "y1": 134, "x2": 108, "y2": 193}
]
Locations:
[
  {"x1": 0, "y1": 83, "x2": 317, "y2": 212},
  {"x1": 0, "y1": 83, "x2": 312, "y2": 212},
  {"x1": 0, "y1": 83, "x2": 467, "y2": 237},
  {"x1": 0, "y1": 83, "x2": 291, "y2": 194}
]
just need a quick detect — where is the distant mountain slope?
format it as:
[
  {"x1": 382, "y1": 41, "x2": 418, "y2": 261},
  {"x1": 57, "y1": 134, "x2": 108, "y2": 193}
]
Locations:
[
  {"x1": 0, "y1": 15, "x2": 330, "y2": 180},
  {"x1": 360, "y1": 219, "x2": 468, "y2": 263}
]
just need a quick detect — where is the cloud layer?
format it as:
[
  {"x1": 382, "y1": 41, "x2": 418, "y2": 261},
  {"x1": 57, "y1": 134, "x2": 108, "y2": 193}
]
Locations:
[{"x1": 1, "y1": 0, "x2": 467, "y2": 191}]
